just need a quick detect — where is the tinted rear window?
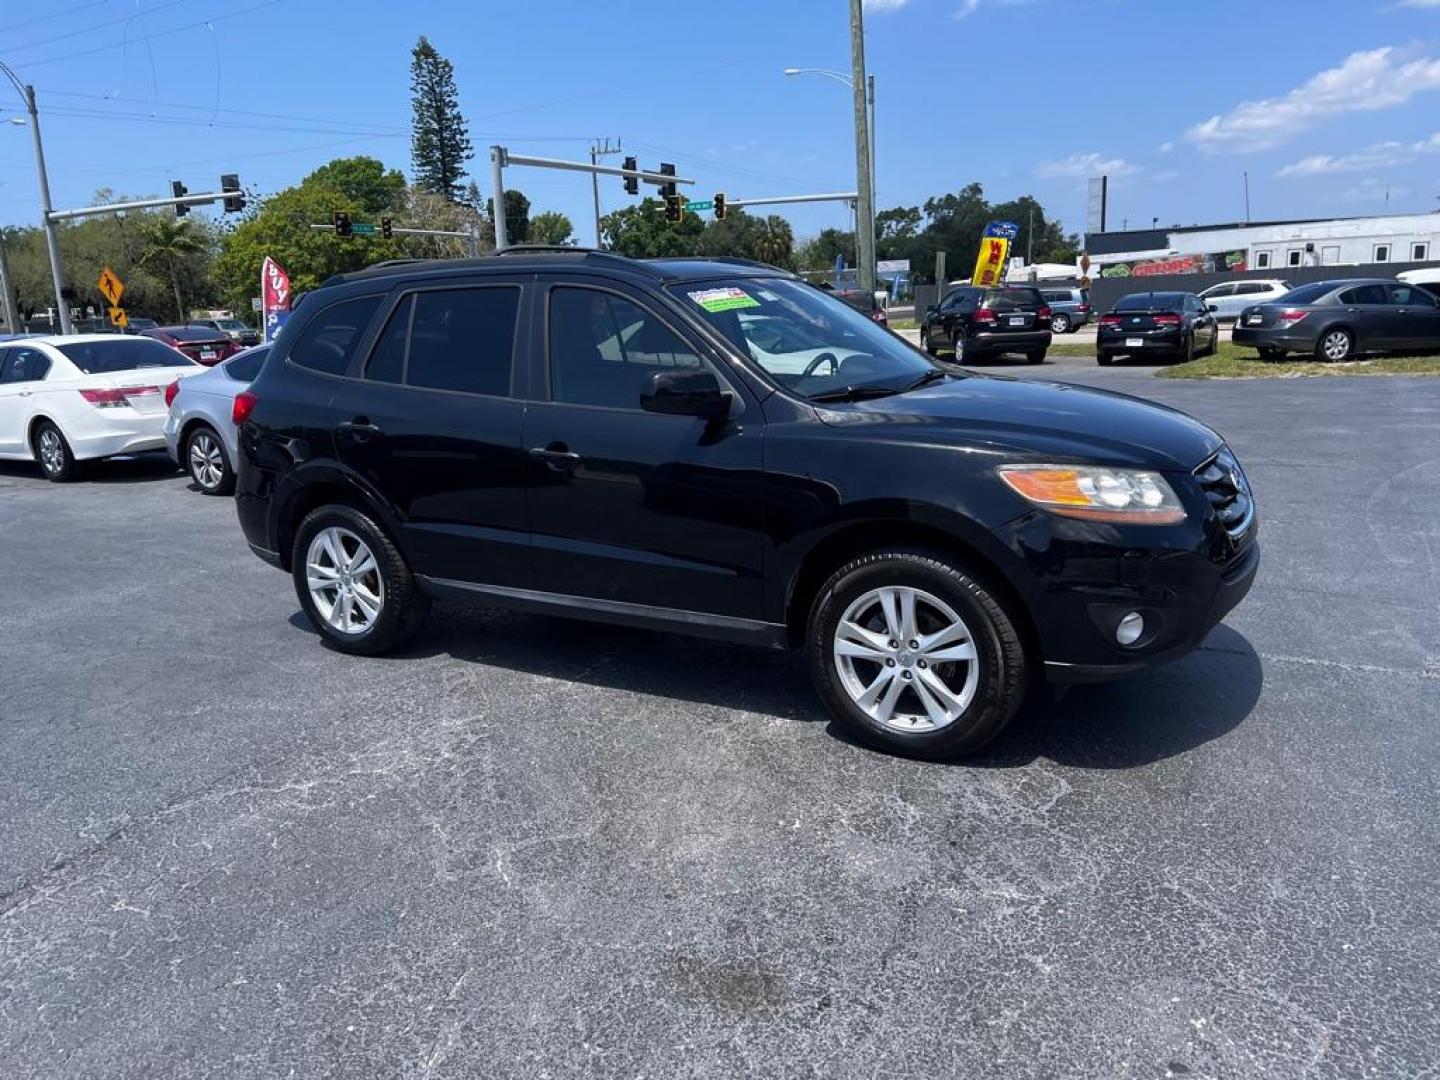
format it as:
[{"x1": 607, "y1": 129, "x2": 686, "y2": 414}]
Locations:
[
  {"x1": 1280, "y1": 282, "x2": 1336, "y2": 305},
  {"x1": 984, "y1": 288, "x2": 1043, "y2": 311},
  {"x1": 288, "y1": 296, "x2": 382, "y2": 376},
  {"x1": 59, "y1": 339, "x2": 197, "y2": 373},
  {"x1": 1115, "y1": 293, "x2": 1186, "y2": 311},
  {"x1": 165, "y1": 327, "x2": 227, "y2": 342},
  {"x1": 407, "y1": 288, "x2": 520, "y2": 396},
  {"x1": 224, "y1": 347, "x2": 269, "y2": 383}
]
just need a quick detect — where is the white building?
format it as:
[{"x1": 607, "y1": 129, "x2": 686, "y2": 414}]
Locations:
[{"x1": 1084, "y1": 212, "x2": 1440, "y2": 280}]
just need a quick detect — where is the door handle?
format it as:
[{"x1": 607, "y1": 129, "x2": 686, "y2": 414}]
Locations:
[
  {"x1": 528, "y1": 443, "x2": 582, "y2": 470},
  {"x1": 337, "y1": 418, "x2": 383, "y2": 442},
  {"x1": 17, "y1": 389, "x2": 32, "y2": 397}
]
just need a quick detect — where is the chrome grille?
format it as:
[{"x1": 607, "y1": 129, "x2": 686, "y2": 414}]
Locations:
[{"x1": 1195, "y1": 447, "x2": 1253, "y2": 539}]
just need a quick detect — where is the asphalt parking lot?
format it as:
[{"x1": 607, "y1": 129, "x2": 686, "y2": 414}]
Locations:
[{"x1": 2, "y1": 365, "x2": 1437, "y2": 1078}]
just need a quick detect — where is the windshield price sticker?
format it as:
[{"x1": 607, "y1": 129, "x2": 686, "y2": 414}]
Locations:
[{"x1": 689, "y1": 287, "x2": 760, "y2": 313}]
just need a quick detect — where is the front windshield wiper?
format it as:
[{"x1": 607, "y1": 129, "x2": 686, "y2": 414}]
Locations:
[
  {"x1": 901, "y1": 369, "x2": 948, "y2": 392},
  {"x1": 808, "y1": 384, "x2": 904, "y2": 403}
]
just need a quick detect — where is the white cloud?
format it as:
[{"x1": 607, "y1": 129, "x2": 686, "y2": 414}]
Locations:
[
  {"x1": 954, "y1": 0, "x2": 1034, "y2": 19},
  {"x1": 1185, "y1": 47, "x2": 1440, "y2": 152},
  {"x1": 1035, "y1": 152, "x2": 1138, "y2": 179},
  {"x1": 1158, "y1": 141, "x2": 1175, "y2": 154},
  {"x1": 1277, "y1": 131, "x2": 1440, "y2": 176},
  {"x1": 1395, "y1": 0, "x2": 1440, "y2": 7},
  {"x1": 864, "y1": 0, "x2": 910, "y2": 9}
]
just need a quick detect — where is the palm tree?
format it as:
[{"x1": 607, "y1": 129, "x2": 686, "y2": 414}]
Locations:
[
  {"x1": 753, "y1": 216, "x2": 794, "y2": 269},
  {"x1": 138, "y1": 217, "x2": 206, "y2": 321}
]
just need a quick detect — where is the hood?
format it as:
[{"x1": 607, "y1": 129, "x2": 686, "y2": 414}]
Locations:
[{"x1": 817, "y1": 373, "x2": 1222, "y2": 471}]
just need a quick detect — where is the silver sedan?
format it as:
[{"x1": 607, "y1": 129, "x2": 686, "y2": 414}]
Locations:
[{"x1": 163, "y1": 344, "x2": 269, "y2": 495}]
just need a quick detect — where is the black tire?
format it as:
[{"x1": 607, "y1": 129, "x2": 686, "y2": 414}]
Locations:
[
  {"x1": 952, "y1": 333, "x2": 967, "y2": 363},
  {"x1": 1179, "y1": 333, "x2": 1196, "y2": 364},
  {"x1": 1050, "y1": 313, "x2": 1070, "y2": 334},
  {"x1": 920, "y1": 328, "x2": 935, "y2": 355},
  {"x1": 1316, "y1": 327, "x2": 1353, "y2": 363},
  {"x1": 1097, "y1": 351, "x2": 1114, "y2": 366},
  {"x1": 1202, "y1": 328, "x2": 1218, "y2": 356},
  {"x1": 1025, "y1": 349, "x2": 1045, "y2": 365},
  {"x1": 32, "y1": 420, "x2": 78, "y2": 482},
  {"x1": 291, "y1": 504, "x2": 429, "y2": 656},
  {"x1": 1258, "y1": 346, "x2": 1285, "y2": 361},
  {"x1": 806, "y1": 549, "x2": 1028, "y2": 759},
  {"x1": 184, "y1": 424, "x2": 235, "y2": 496}
]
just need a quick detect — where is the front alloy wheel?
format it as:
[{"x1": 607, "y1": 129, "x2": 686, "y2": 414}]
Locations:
[{"x1": 808, "y1": 550, "x2": 1028, "y2": 759}]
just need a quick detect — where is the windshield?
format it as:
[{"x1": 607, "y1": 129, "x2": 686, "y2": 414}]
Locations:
[
  {"x1": 59, "y1": 339, "x2": 197, "y2": 373},
  {"x1": 670, "y1": 277, "x2": 935, "y2": 399}
]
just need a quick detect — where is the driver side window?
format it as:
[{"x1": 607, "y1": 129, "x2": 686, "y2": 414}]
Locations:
[{"x1": 548, "y1": 287, "x2": 702, "y2": 410}]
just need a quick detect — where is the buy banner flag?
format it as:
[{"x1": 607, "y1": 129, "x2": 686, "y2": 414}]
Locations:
[{"x1": 970, "y1": 221, "x2": 1019, "y2": 287}]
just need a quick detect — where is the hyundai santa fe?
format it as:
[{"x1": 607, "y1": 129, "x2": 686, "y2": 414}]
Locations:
[{"x1": 235, "y1": 249, "x2": 1258, "y2": 759}]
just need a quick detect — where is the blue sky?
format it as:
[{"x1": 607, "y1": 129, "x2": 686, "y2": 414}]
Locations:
[{"x1": 2, "y1": 0, "x2": 1439, "y2": 242}]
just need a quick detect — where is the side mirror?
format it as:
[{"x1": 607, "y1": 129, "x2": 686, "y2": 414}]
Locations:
[
  {"x1": 925, "y1": 305, "x2": 938, "y2": 316},
  {"x1": 1207, "y1": 304, "x2": 1219, "y2": 313},
  {"x1": 640, "y1": 368, "x2": 730, "y2": 421}
]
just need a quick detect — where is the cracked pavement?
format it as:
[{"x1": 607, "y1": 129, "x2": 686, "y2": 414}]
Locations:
[{"x1": 1, "y1": 363, "x2": 1437, "y2": 1078}]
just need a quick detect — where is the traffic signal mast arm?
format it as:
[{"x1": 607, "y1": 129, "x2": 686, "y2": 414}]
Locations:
[{"x1": 46, "y1": 186, "x2": 242, "y2": 221}]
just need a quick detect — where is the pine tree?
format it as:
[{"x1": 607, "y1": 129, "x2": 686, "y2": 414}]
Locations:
[{"x1": 410, "y1": 36, "x2": 473, "y2": 202}]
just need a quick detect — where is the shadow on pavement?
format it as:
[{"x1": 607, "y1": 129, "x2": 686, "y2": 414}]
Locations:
[
  {"x1": 0, "y1": 451, "x2": 181, "y2": 485},
  {"x1": 288, "y1": 603, "x2": 1261, "y2": 770}
]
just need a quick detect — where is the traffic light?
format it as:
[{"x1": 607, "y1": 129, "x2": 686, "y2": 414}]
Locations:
[
  {"x1": 622, "y1": 156, "x2": 638, "y2": 196},
  {"x1": 713, "y1": 193, "x2": 726, "y2": 221},
  {"x1": 380, "y1": 217, "x2": 393, "y2": 239},
  {"x1": 220, "y1": 174, "x2": 245, "y2": 214},
  {"x1": 333, "y1": 211, "x2": 352, "y2": 238},
  {"x1": 171, "y1": 180, "x2": 189, "y2": 217},
  {"x1": 664, "y1": 194, "x2": 683, "y2": 223},
  {"x1": 658, "y1": 162, "x2": 676, "y2": 199}
]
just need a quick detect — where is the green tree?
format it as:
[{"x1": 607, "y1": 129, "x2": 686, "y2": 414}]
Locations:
[
  {"x1": 214, "y1": 162, "x2": 406, "y2": 314},
  {"x1": 410, "y1": 36, "x2": 473, "y2": 201},
  {"x1": 752, "y1": 216, "x2": 794, "y2": 268},
  {"x1": 600, "y1": 198, "x2": 703, "y2": 258},
  {"x1": 137, "y1": 217, "x2": 208, "y2": 320},
  {"x1": 875, "y1": 205, "x2": 921, "y2": 260},
  {"x1": 796, "y1": 228, "x2": 855, "y2": 273},
  {"x1": 528, "y1": 211, "x2": 574, "y2": 246},
  {"x1": 304, "y1": 157, "x2": 406, "y2": 215},
  {"x1": 484, "y1": 189, "x2": 531, "y2": 244}
]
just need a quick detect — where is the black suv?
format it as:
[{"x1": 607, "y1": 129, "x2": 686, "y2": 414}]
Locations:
[
  {"x1": 919, "y1": 285, "x2": 1052, "y2": 363},
  {"x1": 236, "y1": 248, "x2": 1258, "y2": 759}
]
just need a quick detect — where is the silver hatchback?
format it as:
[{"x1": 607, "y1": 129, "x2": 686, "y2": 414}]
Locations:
[{"x1": 163, "y1": 345, "x2": 269, "y2": 494}]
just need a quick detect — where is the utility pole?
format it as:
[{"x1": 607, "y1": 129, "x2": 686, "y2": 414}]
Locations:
[
  {"x1": 589, "y1": 137, "x2": 621, "y2": 248},
  {"x1": 1026, "y1": 205, "x2": 1034, "y2": 266},
  {"x1": 491, "y1": 146, "x2": 508, "y2": 250},
  {"x1": 849, "y1": 0, "x2": 876, "y2": 297},
  {"x1": 1243, "y1": 170, "x2": 1251, "y2": 223}
]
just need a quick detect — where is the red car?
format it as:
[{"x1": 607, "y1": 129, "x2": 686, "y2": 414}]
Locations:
[{"x1": 141, "y1": 326, "x2": 240, "y2": 366}]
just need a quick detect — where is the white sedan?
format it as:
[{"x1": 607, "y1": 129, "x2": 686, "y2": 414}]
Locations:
[{"x1": 0, "y1": 334, "x2": 205, "y2": 481}]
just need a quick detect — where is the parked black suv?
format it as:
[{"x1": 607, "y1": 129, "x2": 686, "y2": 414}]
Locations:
[
  {"x1": 919, "y1": 285, "x2": 1052, "y2": 363},
  {"x1": 236, "y1": 248, "x2": 1258, "y2": 759}
]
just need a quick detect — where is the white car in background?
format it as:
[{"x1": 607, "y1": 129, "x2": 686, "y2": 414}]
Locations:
[
  {"x1": 0, "y1": 334, "x2": 204, "y2": 482},
  {"x1": 1397, "y1": 267, "x2": 1440, "y2": 302},
  {"x1": 1197, "y1": 279, "x2": 1291, "y2": 322}
]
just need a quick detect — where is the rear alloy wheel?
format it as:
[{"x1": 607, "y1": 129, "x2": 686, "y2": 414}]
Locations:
[
  {"x1": 185, "y1": 425, "x2": 234, "y2": 496},
  {"x1": 33, "y1": 421, "x2": 77, "y2": 482},
  {"x1": 1318, "y1": 328, "x2": 1353, "y2": 362},
  {"x1": 807, "y1": 550, "x2": 1027, "y2": 759},
  {"x1": 292, "y1": 504, "x2": 429, "y2": 656},
  {"x1": 1050, "y1": 313, "x2": 1071, "y2": 334}
]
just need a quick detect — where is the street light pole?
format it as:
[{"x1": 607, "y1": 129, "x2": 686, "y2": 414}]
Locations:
[
  {"x1": 0, "y1": 63, "x2": 71, "y2": 335},
  {"x1": 849, "y1": 0, "x2": 876, "y2": 296}
]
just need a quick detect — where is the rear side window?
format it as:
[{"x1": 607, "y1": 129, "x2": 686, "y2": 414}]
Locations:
[
  {"x1": 1389, "y1": 285, "x2": 1437, "y2": 307},
  {"x1": 364, "y1": 287, "x2": 521, "y2": 397},
  {"x1": 288, "y1": 296, "x2": 381, "y2": 376},
  {"x1": 1041, "y1": 291, "x2": 1069, "y2": 303},
  {"x1": 1338, "y1": 285, "x2": 1388, "y2": 305},
  {"x1": 0, "y1": 348, "x2": 51, "y2": 383},
  {"x1": 1280, "y1": 282, "x2": 1333, "y2": 305}
]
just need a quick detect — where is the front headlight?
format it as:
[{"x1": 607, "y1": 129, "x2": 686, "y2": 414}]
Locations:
[{"x1": 997, "y1": 464, "x2": 1187, "y2": 524}]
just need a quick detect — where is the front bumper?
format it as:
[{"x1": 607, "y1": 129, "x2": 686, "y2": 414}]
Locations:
[{"x1": 991, "y1": 483, "x2": 1259, "y2": 682}]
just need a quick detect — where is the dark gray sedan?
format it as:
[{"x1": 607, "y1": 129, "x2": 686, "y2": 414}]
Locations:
[{"x1": 1233, "y1": 278, "x2": 1440, "y2": 361}]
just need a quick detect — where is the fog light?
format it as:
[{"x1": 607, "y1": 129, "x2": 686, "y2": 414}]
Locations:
[{"x1": 1116, "y1": 611, "x2": 1145, "y2": 646}]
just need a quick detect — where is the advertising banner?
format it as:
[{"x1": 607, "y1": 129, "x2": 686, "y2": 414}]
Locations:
[
  {"x1": 260, "y1": 256, "x2": 292, "y2": 343},
  {"x1": 972, "y1": 221, "x2": 1020, "y2": 285}
]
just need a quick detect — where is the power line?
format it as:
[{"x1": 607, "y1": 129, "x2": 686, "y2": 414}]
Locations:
[
  {"x1": 3, "y1": 0, "x2": 186, "y2": 56},
  {"x1": 3, "y1": 0, "x2": 108, "y2": 34},
  {"x1": 38, "y1": 88, "x2": 411, "y2": 134},
  {"x1": 625, "y1": 139, "x2": 842, "y2": 195},
  {"x1": 7, "y1": 0, "x2": 284, "y2": 70}
]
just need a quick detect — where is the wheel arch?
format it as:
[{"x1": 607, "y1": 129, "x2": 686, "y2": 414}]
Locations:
[
  {"x1": 781, "y1": 517, "x2": 1040, "y2": 657},
  {"x1": 273, "y1": 465, "x2": 403, "y2": 572},
  {"x1": 27, "y1": 414, "x2": 60, "y2": 457}
]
